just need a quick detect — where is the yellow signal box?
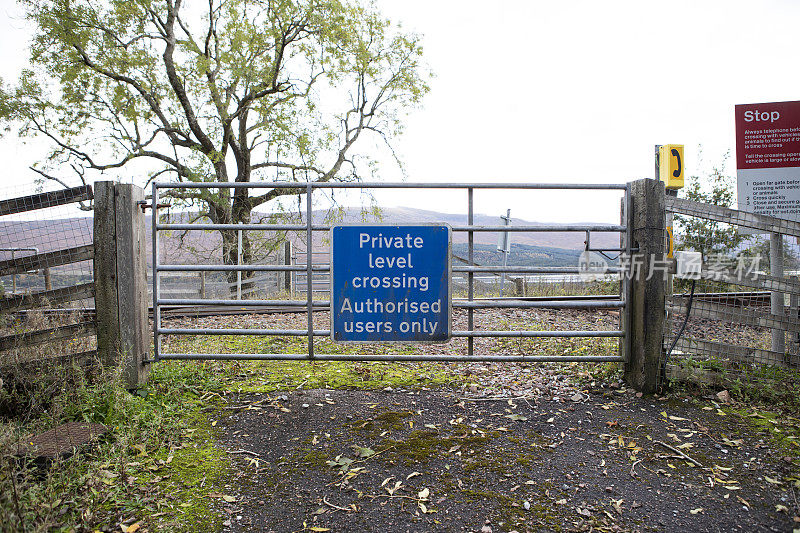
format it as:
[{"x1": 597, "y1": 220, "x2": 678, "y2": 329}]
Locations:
[{"x1": 658, "y1": 144, "x2": 684, "y2": 189}]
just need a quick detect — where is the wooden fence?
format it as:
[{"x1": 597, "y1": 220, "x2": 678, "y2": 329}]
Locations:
[
  {"x1": 0, "y1": 182, "x2": 149, "y2": 389},
  {"x1": 0, "y1": 185, "x2": 97, "y2": 367},
  {"x1": 665, "y1": 195, "x2": 800, "y2": 382}
]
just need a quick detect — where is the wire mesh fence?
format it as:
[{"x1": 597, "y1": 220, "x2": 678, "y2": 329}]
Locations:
[
  {"x1": 0, "y1": 182, "x2": 96, "y2": 365},
  {"x1": 664, "y1": 195, "x2": 800, "y2": 386}
]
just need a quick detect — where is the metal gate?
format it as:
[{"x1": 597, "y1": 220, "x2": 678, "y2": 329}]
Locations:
[{"x1": 150, "y1": 181, "x2": 630, "y2": 363}]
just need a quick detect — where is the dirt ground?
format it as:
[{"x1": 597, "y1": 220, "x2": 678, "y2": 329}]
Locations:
[{"x1": 207, "y1": 384, "x2": 799, "y2": 533}]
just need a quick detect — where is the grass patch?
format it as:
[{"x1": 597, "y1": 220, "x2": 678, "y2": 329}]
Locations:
[{"x1": 0, "y1": 361, "x2": 233, "y2": 532}]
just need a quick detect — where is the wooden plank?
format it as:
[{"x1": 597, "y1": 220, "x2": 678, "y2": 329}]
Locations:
[
  {"x1": 671, "y1": 336, "x2": 789, "y2": 367},
  {"x1": 0, "y1": 283, "x2": 95, "y2": 312},
  {"x1": 668, "y1": 298, "x2": 800, "y2": 333},
  {"x1": 0, "y1": 322, "x2": 96, "y2": 352},
  {"x1": 666, "y1": 196, "x2": 800, "y2": 237},
  {"x1": 93, "y1": 182, "x2": 120, "y2": 369},
  {"x1": 0, "y1": 350, "x2": 98, "y2": 374},
  {"x1": 0, "y1": 185, "x2": 93, "y2": 217},
  {"x1": 697, "y1": 267, "x2": 800, "y2": 295},
  {"x1": 624, "y1": 179, "x2": 665, "y2": 393},
  {"x1": 114, "y1": 184, "x2": 150, "y2": 389},
  {"x1": 0, "y1": 245, "x2": 94, "y2": 277}
]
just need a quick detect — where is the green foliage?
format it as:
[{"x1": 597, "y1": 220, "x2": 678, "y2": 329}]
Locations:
[
  {"x1": 676, "y1": 152, "x2": 748, "y2": 259},
  {"x1": 7, "y1": 0, "x2": 431, "y2": 268},
  {"x1": 0, "y1": 362, "x2": 233, "y2": 532}
]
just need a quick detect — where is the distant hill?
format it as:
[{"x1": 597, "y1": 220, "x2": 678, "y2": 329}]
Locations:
[{"x1": 0, "y1": 206, "x2": 620, "y2": 268}]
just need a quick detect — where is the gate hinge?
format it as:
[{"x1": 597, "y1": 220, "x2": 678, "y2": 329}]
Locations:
[{"x1": 138, "y1": 200, "x2": 170, "y2": 212}]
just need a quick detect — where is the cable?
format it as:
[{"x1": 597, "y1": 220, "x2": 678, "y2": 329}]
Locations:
[{"x1": 660, "y1": 279, "x2": 697, "y2": 391}]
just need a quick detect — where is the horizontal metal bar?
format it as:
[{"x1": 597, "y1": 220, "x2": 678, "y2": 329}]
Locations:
[
  {"x1": 156, "y1": 223, "x2": 626, "y2": 232},
  {"x1": 157, "y1": 223, "x2": 311, "y2": 231},
  {"x1": 159, "y1": 328, "x2": 331, "y2": 336},
  {"x1": 157, "y1": 298, "x2": 330, "y2": 307},
  {"x1": 157, "y1": 298, "x2": 622, "y2": 309},
  {"x1": 158, "y1": 328, "x2": 622, "y2": 338},
  {"x1": 451, "y1": 224, "x2": 625, "y2": 232},
  {"x1": 156, "y1": 181, "x2": 628, "y2": 190},
  {"x1": 452, "y1": 266, "x2": 622, "y2": 274},
  {"x1": 150, "y1": 353, "x2": 625, "y2": 362},
  {"x1": 157, "y1": 264, "x2": 328, "y2": 273},
  {"x1": 454, "y1": 299, "x2": 624, "y2": 309},
  {"x1": 452, "y1": 330, "x2": 624, "y2": 337}
]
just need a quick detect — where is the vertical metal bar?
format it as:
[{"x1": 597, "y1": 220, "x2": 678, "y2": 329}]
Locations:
[
  {"x1": 306, "y1": 182, "x2": 315, "y2": 360},
  {"x1": 237, "y1": 224, "x2": 242, "y2": 300},
  {"x1": 151, "y1": 183, "x2": 161, "y2": 362},
  {"x1": 621, "y1": 183, "x2": 632, "y2": 363},
  {"x1": 468, "y1": 187, "x2": 474, "y2": 357},
  {"x1": 498, "y1": 209, "x2": 511, "y2": 295}
]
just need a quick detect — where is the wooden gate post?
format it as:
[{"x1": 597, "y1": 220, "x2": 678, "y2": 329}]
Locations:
[
  {"x1": 284, "y1": 240, "x2": 293, "y2": 294},
  {"x1": 94, "y1": 181, "x2": 150, "y2": 389},
  {"x1": 624, "y1": 179, "x2": 666, "y2": 393}
]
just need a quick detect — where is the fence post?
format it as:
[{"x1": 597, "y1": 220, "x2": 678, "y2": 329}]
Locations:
[
  {"x1": 94, "y1": 181, "x2": 150, "y2": 390},
  {"x1": 623, "y1": 178, "x2": 666, "y2": 394}
]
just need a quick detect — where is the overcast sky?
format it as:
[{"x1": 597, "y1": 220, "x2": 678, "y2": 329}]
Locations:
[{"x1": 2, "y1": 0, "x2": 800, "y2": 223}]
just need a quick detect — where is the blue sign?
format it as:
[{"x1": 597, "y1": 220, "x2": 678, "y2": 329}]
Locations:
[{"x1": 331, "y1": 225, "x2": 451, "y2": 342}]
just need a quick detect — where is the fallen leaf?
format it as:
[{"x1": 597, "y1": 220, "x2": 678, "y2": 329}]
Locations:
[
  {"x1": 418, "y1": 488, "x2": 430, "y2": 500},
  {"x1": 505, "y1": 414, "x2": 528, "y2": 421},
  {"x1": 669, "y1": 416, "x2": 689, "y2": 421},
  {"x1": 222, "y1": 495, "x2": 237, "y2": 503},
  {"x1": 689, "y1": 508, "x2": 703, "y2": 515},
  {"x1": 351, "y1": 446, "x2": 375, "y2": 458},
  {"x1": 736, "y1": 496, "x2": 750, "y2": 508},
  {"x1": 406, "y1": 472, "x2": 422, "y2": 480},
  {"x1": 765, "y1": 476, "x2": 782, "y2": 485}
]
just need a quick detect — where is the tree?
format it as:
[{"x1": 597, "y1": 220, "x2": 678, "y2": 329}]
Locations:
[
  {"x1": 2, "y1": 0, "x2": 429, "y2": 285},
  {"x1": 675, "y1": 151, "x2": 798, "y2": 274},
  {"x1": 675, "y1": 151, "x2": 748, "y2": 259}
]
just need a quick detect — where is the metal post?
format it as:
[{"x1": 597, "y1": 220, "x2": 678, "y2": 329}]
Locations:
[
  {"x1": 44, "y1": 267, "x2": 52, "y2": 291},
  {"x1": 237, "y1": 224, "x2": 243, "y2": 300},
  {"x1": 770, "y1": 232, "x2": 785, "y2": 354},
  {"x1": 468, "y1": 188, "x2": 474, "y2": 356},
  {"x1": 11, "y1": 249, "x2": 15, "y2": 294},
  {"x1": 306, "y1": 182, "x2": 315, "y2": 360},
  {"x1": 200, "y1": 270, "x2": 206, "y2": 298},
  {"x1": 152, "y1": 184, "x2": 161, "y2": 363},
  {"x1": 498, "y1": 209, "x2": 511, "y2": 295}
]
